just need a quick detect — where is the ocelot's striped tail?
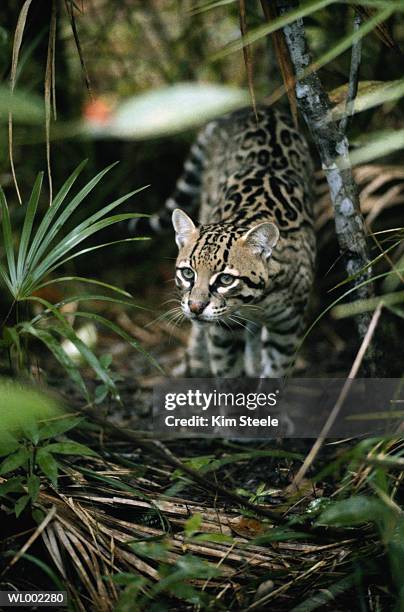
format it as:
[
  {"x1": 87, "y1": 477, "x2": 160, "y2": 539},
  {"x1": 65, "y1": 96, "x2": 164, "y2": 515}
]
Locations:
[{"x1": 129, "y1": 124, "x2": 213, "y2": 236}]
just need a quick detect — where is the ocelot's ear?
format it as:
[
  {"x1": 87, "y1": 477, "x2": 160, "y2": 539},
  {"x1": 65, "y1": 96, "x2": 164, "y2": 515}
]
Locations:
[
  {"x1": 172, "y1": 209, "x2": 196, "y2": 248},
  {"x1": 242, "y1": 222, "x2": 280, "y2": 259}
]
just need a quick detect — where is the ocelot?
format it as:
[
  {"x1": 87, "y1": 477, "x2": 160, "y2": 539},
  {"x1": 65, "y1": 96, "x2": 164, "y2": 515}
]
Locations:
[{"x1": 138, "y1": 106, "x2": 316, "y2": 377}]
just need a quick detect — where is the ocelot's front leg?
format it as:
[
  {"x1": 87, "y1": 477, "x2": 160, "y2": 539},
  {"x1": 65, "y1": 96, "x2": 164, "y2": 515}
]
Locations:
[
  {"x1": 206, "y1": 323, "x2": 245, "y2": 378},
  {"x1": 180, "y1": 322, "x2": 211, "y2": 377},
  {"x1": 261, "y1": 308, "x2": 304, "y2": 378}
]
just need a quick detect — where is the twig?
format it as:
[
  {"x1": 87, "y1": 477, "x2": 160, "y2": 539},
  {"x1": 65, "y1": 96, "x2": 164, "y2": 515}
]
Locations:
[
  {"x1": 239, "y1": 0, "x2": 258, "y2": 119},
  {"x1": 1, "y1": 505, "x2": 56, "y2": 575},
  {"x1": 45, "y1": 0, "x2": 57, "y2": 206},
  {"x1": 65, "y1": 0, "x2": 93, "y2": 98},
  {"x1": 339, "y1": 13, "x2": 362, "y2": 136},
  {"x1": 8, "y1": 0, "x2": 34, "y2": 204},
  {"x1": 292, "y1": 302, "x2": 383, "y2": 488},
  {"x1": 260, "y1": 0, "x2": 297, "y2": 126}
]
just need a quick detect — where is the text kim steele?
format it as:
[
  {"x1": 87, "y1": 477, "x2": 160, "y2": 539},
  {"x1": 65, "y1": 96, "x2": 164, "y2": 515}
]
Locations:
[{"x1": 164, "y1": 415, "x2": 279, "y2": 428}]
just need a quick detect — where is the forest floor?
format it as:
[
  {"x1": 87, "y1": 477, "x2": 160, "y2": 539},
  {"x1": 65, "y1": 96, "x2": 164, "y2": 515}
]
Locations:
[{"x1": 1, "y1": 303, "x2": 400, "y2": 611}]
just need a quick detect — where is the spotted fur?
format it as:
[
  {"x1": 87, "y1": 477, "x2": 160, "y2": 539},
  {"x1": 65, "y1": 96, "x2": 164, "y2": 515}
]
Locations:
[{"x1": 150, "y1": 106, "x2": 315, "y2": 377}]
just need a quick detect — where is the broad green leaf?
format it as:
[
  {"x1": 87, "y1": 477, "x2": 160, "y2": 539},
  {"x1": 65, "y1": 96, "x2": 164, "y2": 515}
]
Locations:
[
  {"x1": 21, "y1": 418, "x2": 40, "y2": 444},
  {"x1": 15, "y1": 494, "x2": 31, "y2": 517},
  {"x1": 36, "y1": 448, "x2": 59, "y2": 486},
  {"x1": 45, "y1": 441, "x2": 98, "y2": 457},
  {"x1": 0, "y1": 435, "x2": 20, "y2": 457},
  {"x1": 37, "y1": 416, "x2": 84, "y2": 440},
  {"x1": 85, "y1": 84, "x2": 249, "y2": 139},
  {"x1": 0, "y1": 476, "x2": 24, "y2": 496},
  {"x1": 0, "y1": 446, "x2": 30, "y2": 475},
  {"x1": 27, "y1": 474, "x2": 41, "y2": 502},
  {"x1": 184, "y1": 513, "x2": 202, "y2": 537},
  {"x1": 316, "y1": 495, "x2": 386, "y2": 527}
]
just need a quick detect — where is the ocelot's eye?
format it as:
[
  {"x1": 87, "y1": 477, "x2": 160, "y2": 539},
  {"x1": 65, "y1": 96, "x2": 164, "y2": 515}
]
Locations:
[
  {"x1": 217, "y1": 273, "x2": 235, "y2": 286},
  {"x1": 180, "y1": 267, "x2": 195, "y2": 281}
]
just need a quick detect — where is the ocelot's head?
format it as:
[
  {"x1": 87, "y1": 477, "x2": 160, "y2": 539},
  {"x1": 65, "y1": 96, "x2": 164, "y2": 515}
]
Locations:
[{"x1": 172, "y1": 209, "x2": 279, "y2": 322}]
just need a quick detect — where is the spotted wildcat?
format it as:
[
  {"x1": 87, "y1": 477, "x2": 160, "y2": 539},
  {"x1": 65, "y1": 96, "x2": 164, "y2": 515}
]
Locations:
[{"x1": 142, "y1": 106, "x2": 315, "y2": 377}]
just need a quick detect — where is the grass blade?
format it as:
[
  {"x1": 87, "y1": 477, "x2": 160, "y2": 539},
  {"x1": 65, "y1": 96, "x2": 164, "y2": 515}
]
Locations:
[
  {"x1": 45, "y1": 185, "x2": 149, "y2": 252},
  {"x1": 25, "y1": 159, "x2": 87, "y2": 270},
  {"x1": 0, "y1": 187, "x2": 17, "y2": 291},
  {"x1": 27, "y1": 296, "x2": 118, "y2": 393},
  {"x1": 16, "y1": 172, "x2": 43, "y2": 287},
  {"x1": 23, "y1": 237, "x2": 149, "y2": 295},
  {"x1": 74, "y1": 311, "x2": 163, "y2": 373},
  {"x1": 20, "y1": 322, "x2": 88, "y2": 399},
  {"x1": 0, "y1": 260, "x2": 13, "y2": 294},
  {"x1": 211, "y1": 0, "x2": 335, "y2": 60},
  {"x1": 9, "y1": 0, "x2": 34, "y2": 204},
  {"x1": 34, "y1": 276, "x2": 133, "y2": 298},
  {"x1": 28, "y1": 161, "x2": 118, "y2": 272},
  {"x1": 29, "y1": 214, "x2": 145, "y2": 286},
  {"x1": 28, "y1": 294, "x2": 141, "y2": 327}
]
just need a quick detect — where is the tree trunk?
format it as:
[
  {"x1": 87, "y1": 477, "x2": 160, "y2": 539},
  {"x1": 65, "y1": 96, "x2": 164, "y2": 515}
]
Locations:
[{"x1": 275, "y1": 1, "x2": 376, "y2": 371}]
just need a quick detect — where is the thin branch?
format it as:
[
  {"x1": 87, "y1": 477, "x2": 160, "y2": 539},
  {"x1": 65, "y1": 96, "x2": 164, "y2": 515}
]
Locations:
[
  {"x1": 339, "y1": 12, "x2": 362, "y2": 136},
  {"x1": 260, "y1": 0, "x2": 297, "y2": 126},
  {"x1": 45, "y1": 0, "x2": 57, "y2": 206},
  {"x1": 65, "y1": 0, "x2": 93, "y2": 99},
  {"x1": 292, "y1": 302, "x2": 383, "y2": 488},
  {"x1": 8, "y1": 0, "x2": 34, "y2": 204},
  {"x1": 239, "y1": 0, "x2": 258, "y2": 119}
]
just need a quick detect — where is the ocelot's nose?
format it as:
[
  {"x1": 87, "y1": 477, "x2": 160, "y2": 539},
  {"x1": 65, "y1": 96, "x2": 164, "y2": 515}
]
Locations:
[{"x1": 188, "y1": 299, "x2": 208, "y2": 315}]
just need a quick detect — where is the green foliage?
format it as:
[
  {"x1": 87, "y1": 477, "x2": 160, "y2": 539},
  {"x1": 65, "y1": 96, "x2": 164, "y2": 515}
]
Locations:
[
  {"x1": 0, "y1": 405, "x2": 94, "y2": 517},
  {"x1": 114, "y1": 547, "x2": 222, "y2": 611},
  {"x1": 0, "y1": 378, "x2": 61, "y2": 447},
  {"x1": 0, "y1": 161, "x2": 161, "y2": 399}
]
